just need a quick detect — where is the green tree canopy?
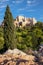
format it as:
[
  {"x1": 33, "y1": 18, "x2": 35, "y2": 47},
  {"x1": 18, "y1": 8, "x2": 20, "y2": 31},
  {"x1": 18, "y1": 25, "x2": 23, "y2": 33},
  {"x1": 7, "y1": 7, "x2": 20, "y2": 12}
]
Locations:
[{"x1": 4, "y1": 5, "x2": 16, "y2": 50}]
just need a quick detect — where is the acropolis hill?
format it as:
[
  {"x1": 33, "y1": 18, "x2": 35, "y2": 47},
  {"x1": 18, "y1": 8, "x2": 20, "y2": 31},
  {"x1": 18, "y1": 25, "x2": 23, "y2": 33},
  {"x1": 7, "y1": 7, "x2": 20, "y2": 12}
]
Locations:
[{"x1": 14, "y1": 16, "x2": 37, "y2": 27}]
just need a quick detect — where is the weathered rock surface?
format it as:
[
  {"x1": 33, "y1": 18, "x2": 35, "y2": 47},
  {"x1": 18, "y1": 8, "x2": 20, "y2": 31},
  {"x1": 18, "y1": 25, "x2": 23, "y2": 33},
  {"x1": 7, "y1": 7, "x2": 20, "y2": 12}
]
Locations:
[{"x1": 0, "y1": 49, "x2": 43, "y2": 65}]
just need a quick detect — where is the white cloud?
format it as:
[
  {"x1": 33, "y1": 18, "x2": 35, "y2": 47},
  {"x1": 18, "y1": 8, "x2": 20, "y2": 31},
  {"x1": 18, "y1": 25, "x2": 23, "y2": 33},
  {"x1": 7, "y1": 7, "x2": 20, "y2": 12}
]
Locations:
[
  {"x1": 18, "y1": 8, "x2": 25, "y2": 11},
  {"x1": 0, "y1": 0, "x2": 9, "y2": 9},
  {"x1": 27, "y1": 0, "x2": 32, "y2": 4},
  {"x1": 27, "y1": 0, "x2": 38, "y2": 6},
  {"x1": 12, "y1": 1, "x2": 15, "y2": 3},
  {"x1": 16, "y1": 1, "x2": 22, "y2": 3},
  {"x1": 0, "y1": 5, "x2": 6, "y2": 8},
  {"x1": 18, "y1": 5, "x2": 36, "y2": 12},
  {"x1": 27, "y1": 9, "x2": 35, "y2": 12},
  {"x1": 0, "y1": 0, "x2": 9, "y2": 2},
  {"x1": 12, "y1": 0, "x2": 24, "y2": 4},
  {"x1": 18, "y1": 5, "x2": 36, "y2": 13}
]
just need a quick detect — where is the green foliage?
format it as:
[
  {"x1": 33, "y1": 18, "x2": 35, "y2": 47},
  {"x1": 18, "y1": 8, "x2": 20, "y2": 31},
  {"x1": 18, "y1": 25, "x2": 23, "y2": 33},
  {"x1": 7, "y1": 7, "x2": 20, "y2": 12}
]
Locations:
[
  {"x1": 0, "y1": 5, "x2": 43, "y2": 53},
  {"x1": 0, "y1": 26, "x2": 4, "y2": 50},
  {"x1": 4, "y1": 5, "x2": 16, "y2": 50},
  {"x1": 16, "y1": 22, "x2": 43, "y2": 51}
]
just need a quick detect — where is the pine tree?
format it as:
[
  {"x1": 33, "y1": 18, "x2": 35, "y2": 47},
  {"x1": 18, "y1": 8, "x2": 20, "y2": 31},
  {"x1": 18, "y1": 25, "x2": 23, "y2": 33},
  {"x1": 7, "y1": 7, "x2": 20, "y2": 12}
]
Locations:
[{"x1": 4, "y1": 5, "x2": 16, "y2": 50}]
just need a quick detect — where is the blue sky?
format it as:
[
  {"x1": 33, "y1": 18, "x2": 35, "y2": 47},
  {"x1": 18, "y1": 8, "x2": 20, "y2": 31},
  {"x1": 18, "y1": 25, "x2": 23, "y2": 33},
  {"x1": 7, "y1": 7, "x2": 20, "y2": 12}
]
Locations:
[{"x1": 0, "y1": 0, "x2": 43, "y2": 24}]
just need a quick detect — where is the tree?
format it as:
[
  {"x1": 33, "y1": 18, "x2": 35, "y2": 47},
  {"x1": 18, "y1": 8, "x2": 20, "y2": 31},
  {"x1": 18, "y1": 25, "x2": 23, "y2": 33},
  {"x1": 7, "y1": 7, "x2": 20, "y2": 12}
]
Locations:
[
  {"x1": 0, "y1": 26, "x2": 4, "y2": 50},
  {"x1": 4, "y1": 5, "x2": 16, "y2": 50}
]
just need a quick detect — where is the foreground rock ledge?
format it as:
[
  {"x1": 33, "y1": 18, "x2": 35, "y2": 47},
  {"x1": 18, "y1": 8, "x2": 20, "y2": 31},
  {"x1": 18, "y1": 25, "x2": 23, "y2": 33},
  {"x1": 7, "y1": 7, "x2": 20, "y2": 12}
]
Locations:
[{"x1": 0, "y1": 49, "x2": 43, "y2": 65}]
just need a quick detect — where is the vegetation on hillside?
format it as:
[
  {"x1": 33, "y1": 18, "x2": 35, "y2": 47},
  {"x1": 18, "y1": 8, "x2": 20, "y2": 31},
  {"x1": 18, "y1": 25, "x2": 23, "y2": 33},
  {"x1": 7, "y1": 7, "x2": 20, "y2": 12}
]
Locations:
[
  {"x1": 16, "y1": 22, "x2": 43, "y2": 52},
  {"x1": 0, "y1": 6, "x2": 43, "y2": 53}
]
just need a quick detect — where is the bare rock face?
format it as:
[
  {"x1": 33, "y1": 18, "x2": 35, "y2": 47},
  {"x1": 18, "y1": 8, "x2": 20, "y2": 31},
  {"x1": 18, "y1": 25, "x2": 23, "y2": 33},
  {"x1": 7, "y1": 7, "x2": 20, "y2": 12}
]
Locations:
[
  {"x1": 5, "y1": 49, "x2": 26, "y2": 55},
  {"x1": 0, "y1": 49, "x2": 43, "y2": 65}
]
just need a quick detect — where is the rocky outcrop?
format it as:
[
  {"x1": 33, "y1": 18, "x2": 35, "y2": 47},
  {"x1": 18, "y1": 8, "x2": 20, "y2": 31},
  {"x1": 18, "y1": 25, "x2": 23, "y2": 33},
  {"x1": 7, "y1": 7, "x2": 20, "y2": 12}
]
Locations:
[
  {"x1": 14, "y1": 16, "x2": 37, "y2": 27},
  {"x1": 0, "y1": 49, "x2": 43, "y2": 65}
]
